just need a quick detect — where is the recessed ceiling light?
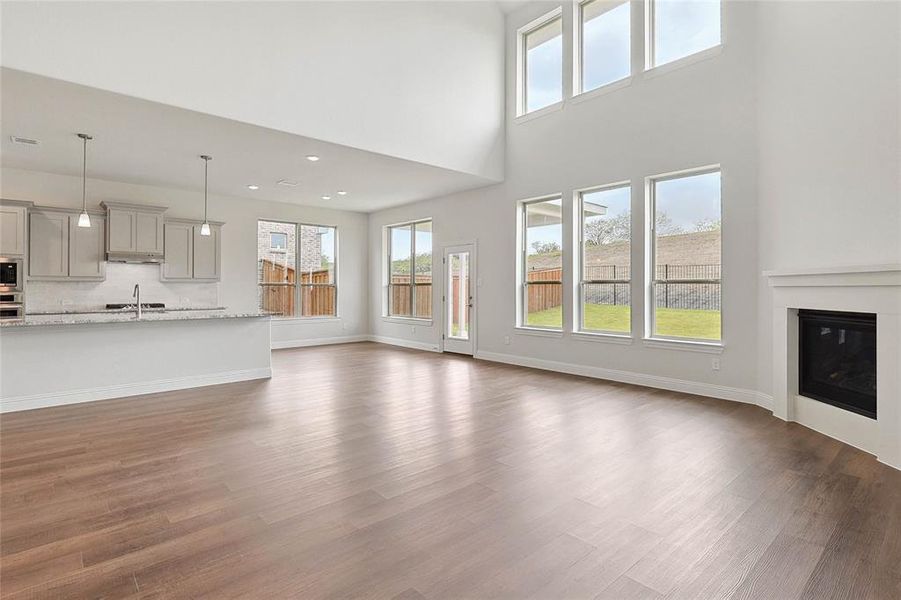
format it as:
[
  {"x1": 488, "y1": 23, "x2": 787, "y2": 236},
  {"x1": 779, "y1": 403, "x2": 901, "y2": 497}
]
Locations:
[
  {"x1": 321, "y1": 195, "x2": 331, "y2": 200},
  {"x1": 337, "y1": 190, "x2": 347, "y2": 196},
  {"x1": 277, "y1": 179, "x2": 299, "y2": 187},
  {"x1": 247, "y1": 184, "x2": 259, "y2": 190},
  {"x1": 306, "y1": 155, "x2": 320, "y2": 162}
]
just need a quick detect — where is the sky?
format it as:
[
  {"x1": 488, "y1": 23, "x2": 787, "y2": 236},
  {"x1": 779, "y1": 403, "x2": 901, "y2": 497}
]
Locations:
[
  {"x1": 582, "y1": 1, "x2": 630, "y2": 92},
  {"x1": 654, "y1": 0, "x2": 721, "y2": 66}
]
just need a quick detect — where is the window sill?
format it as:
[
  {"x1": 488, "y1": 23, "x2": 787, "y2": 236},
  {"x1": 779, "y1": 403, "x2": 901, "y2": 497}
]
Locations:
[
  {"x1": 514, "y1": 100, "x2": 564, "y2": 125},
  {"x1": 572, "y1": 331, "x2": 634, "y2": 345},
  {"x1": 570, "y1": 76, "x2": 632, "y2": 104},
  {"x1": 272, "y1": 316, "x2": 341, "y2": 324},
  {"x1": 644, "y1": 44, "x2": 722, "y2": 80},
  {"x1": 515, "y1": 326, "x2": 563, "y2": 339},
  {"x1": 382, "y1": 316, "x2": 433, "y2": 327},
  {"x1": 642, "y1": 337, "x2": 724, "y2": 354}
]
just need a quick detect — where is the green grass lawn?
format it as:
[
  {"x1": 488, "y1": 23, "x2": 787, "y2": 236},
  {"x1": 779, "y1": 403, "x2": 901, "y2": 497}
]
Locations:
[{"x1": 527, "y1": 304, "x2": 721, "y2": 340}]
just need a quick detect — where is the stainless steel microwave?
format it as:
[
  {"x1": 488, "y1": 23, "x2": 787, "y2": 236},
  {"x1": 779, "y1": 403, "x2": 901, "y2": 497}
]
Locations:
[{"x1": 0, "y1": 257, "x2": 23, "y2": 292}]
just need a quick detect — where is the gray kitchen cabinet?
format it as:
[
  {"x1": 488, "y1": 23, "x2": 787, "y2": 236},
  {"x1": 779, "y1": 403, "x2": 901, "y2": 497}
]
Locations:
[
  {"x1": 69, "y1": 215, "x2": 106, "y2": 279},
  {"x1": 0, "y1": 204, "x2": 27, "y2": 256},
  {"x1": 192, "y1": 224, "x2": 220, "y2": 280},
  {"x1": 29, "y1": 209, "x2": 106, "y2": 281},
  {"x1": 161, "y1": 219, "x2": 222, "y2": 282},
  {"x1": 107, "y1": 208, "x2": 136, "y2": 253},
  {"x1": 102, "y1": 201, "x2": 166, "y2": 259},
  {"x1": 29, "y1": 210, "x2": 69, "y2": 278},
  {"x1": 162, "y1": 221, "x2": 193, "y2": 280}
]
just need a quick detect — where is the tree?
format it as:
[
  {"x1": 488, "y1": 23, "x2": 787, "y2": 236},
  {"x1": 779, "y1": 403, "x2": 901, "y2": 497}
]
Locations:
[
  {"x1": 530, "y1": 240, "x2": 561, "y2": 254},
  {"x1": 583, "y1": 210, "x2": 684, "y2": 245},
  {"x1": 692, "y1": 218, "x2": 721, "y2": 232}
]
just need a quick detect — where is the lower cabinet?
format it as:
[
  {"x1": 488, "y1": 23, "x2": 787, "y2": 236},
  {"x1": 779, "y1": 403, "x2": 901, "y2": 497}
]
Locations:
[
  {"x1": 29, "y1": 210, "x2": 106, "y2": 280},
  {"x1": 162, "y1": 220, "x2": 221, "y2": 282}
]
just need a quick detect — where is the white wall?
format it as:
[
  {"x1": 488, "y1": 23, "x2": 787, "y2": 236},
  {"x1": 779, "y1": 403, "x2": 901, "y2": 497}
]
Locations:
[
  {"x1": 369, "y1": 0, "x2": 761, "y2": 399},
  {"x1": 1, "y1": 167, "x2": 370, "y2": 346},
  {"x1": 0, "y1": 1, "x2": 505, "y2": 180},
  {"x1": 756, "y1": 0, "x2": 901, "y2": 395}
]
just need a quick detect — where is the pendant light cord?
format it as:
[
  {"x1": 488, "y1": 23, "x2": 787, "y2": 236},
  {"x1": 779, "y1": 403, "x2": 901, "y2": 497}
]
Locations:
[{"x1": 82, "y1": 136, "x2": 87, "y2": 212}]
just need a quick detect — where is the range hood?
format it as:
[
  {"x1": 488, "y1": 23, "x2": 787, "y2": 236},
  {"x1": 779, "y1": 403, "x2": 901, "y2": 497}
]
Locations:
[{"x1": 106, "y1": 252, "x2": 163, "y2": 264}]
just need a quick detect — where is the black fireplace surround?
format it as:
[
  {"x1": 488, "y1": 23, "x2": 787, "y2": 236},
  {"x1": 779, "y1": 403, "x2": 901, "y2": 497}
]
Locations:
[{"x1": 799, "y1": 310, "x2": 877, "y2": 419}]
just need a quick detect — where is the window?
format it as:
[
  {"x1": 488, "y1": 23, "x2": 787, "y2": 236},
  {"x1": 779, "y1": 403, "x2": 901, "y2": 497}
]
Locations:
[
  {"x1": 298, "y1": 225, "x2": 337, "y2": 317},
  {"x1": 577, "y1": 0, "x2": 631, "y2": 94},
  {"x1": 579, "y1": 183, "x2": 631, "y2": 334},
  {"x1": 269, "y1": 232, "x2": 287, "y2": 252},
  {"x1": 520, "y1": 197, "x2": 563, "y2": 329},
  {"x1": 648, "y1": 0, "x2": 721, "y2": 68},
  {"x1": 519, "y1": 10, "x2": 563, "y2": 115},
  {"x1": 387, "y1": 220, "x2": 432, "y2": 319},
  {"x1": 257, "y1": 220, "x2": 337, "y2": 318},
  {"x1": 647, "y1": 167, "x2": 721, "y2": 341}
]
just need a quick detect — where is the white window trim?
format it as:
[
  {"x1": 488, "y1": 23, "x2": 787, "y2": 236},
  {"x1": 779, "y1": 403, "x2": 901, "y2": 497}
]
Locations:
[
  {"x1": 572, "y1": 0, "x2": 632, "y2": 98},
  {"x1": 644, "y1": 0, "x2": 723, "y2": 72},
  {"x1": 516, "y1": 7, "x2": 564, "y2": 118},
  {"x1": 259, "y1": 219, "x2": 338, "y2": 320},
  {"x1": 571, "y1": 331, "x2": 634, "y2": 345},
  {"x1": 575, "y1": 180, "x2": 633, "y2": 337},
  {"x1": 385, "y1": 218, "x2": 433, "y2": 320},
  {"x1": 517, "y1": 194, "x2": 565, "y2": 333},
  {"x1": 644, "y1": 164, "x2": 723, "y2": 347}
]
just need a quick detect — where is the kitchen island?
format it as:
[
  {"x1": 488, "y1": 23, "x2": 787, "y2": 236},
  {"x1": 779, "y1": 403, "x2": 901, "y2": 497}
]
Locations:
[{"x1": 0, "y1": 310, "x2": 272, "y2": 412}]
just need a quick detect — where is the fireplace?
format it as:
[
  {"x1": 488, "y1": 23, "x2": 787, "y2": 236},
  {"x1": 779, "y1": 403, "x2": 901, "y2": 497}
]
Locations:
[{"x1": 799, "y1": 310, "x2": 877, "y2": 419}]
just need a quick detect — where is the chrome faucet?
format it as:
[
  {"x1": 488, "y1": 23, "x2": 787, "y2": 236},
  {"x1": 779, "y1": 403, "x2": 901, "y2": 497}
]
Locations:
[{"x1": 133, "y1": 284, "x2": 141, "y2": 318}]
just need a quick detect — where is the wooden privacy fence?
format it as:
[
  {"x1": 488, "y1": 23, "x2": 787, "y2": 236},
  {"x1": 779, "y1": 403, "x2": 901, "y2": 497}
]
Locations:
[
  {"x1": 259, "y1": 259, "x2": 336, "y2": 316},
  {"x1": 389, "y1": 275, "x2": 432, "y2": 317},
  {"x1": 526, "y1": 268, "x2": 563, "y2": 312}
]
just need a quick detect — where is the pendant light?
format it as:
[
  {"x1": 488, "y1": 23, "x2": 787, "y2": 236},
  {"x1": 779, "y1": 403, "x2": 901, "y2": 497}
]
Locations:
[
  {"x1": 76, "y1": 133, "x2": 93, "y2": 227},
  {"x1": 200, "y1": 154, "x2": 212, "y2": 236}
]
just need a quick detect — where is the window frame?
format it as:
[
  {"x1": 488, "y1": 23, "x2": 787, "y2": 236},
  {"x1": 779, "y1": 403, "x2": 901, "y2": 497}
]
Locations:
[
  {"x1": 385, "y1": 218, "x2": 433, "y2": 321},
  {"x1": 518, "y1": 195, "x2": 564, "y2": 332},
  {"x1": 573, "y1": 0, "x2": 632, "y2": 97},
  {"x1": 576, "y1": 181, "x2": 633, "y2": 337},
  {"x1": 645, "y1": 0, "x2": 722, "y2": 71},
  {"x1": 644, "y1": 164, "x2": 722, "y2": 345},
  {"x1": 257, "y1": 219, "x2": 339, "y2": 320},
  {"x1": 297, "y1": 223, "x2": 339, "y2": 319},
  {"x1": 516, "y1": 7, "x2": 564, "y2": 117}
]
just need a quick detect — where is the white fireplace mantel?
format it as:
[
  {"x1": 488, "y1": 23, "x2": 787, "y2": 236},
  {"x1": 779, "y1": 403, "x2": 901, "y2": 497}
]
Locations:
[
  {"x1": 764, "y1": 264, "x2": 901, "y2": 288},
  {"x1": 765, "y1": 264, "x2": 901, "y2": 471}
]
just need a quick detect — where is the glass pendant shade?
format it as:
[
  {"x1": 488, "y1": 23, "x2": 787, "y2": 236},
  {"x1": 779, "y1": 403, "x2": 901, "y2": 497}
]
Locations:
[
  {"x1": 200, "y1": 222, "x2": 211, "y2": 236},
  {"x1": 77, "y1": 211, "x2": 91, "y2": 228}
]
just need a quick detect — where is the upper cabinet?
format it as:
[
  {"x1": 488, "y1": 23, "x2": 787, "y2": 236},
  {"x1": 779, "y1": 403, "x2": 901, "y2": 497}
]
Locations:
[
  {"x1": 28, "y1": 208, "x2": 106, "y2": 280},
  {"x1": 102, "y1": 201, "x2": 165, "y2": 259},
  {"x1": 0, "y1": 203, "x2": 28, "y2": 256},
  {"x1": 161, "y1": 219, "x2": 222, "y2": 282}
]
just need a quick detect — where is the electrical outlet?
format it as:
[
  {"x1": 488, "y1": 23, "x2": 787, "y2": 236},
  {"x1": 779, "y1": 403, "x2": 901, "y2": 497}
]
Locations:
[
  {"x1": 411, "y1": 326, "x2": 416, "y2": 334},
  {"x1": 711, "y1": 357, "x2": 721, "y2": 371},
  {"x1": 477, "y1": 277, "x2": 483, "y2": 288},
  {"x1": 504, "y1": 335, "x2": 511, "y2": 345}
]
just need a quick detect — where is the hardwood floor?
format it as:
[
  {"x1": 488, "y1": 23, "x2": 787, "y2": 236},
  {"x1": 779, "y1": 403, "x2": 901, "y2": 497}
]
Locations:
[{"x1": 2, "y1": 342, "x2": 899, "y2": 599}]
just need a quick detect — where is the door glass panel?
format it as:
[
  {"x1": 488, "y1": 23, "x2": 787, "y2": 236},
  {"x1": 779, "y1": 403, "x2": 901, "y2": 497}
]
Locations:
[{"x1": 447, "y1": 251, "x2": 470, "y2": 340}]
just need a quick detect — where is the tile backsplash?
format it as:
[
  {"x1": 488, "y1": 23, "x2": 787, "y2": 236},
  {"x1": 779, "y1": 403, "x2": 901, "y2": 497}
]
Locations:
[{"x1": 27, "y1": 263, "x2": 219, "y2": 312}]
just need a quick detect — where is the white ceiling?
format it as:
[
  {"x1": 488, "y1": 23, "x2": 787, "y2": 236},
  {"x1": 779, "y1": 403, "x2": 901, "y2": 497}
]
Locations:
[{"x1": 0, "y1": 69, "x2": 498, "y2": 212}]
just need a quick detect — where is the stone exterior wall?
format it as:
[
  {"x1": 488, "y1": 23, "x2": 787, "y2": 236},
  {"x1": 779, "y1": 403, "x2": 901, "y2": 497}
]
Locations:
[{"x1": 256, "y1": 221, "x2": 322, "y2": 273}]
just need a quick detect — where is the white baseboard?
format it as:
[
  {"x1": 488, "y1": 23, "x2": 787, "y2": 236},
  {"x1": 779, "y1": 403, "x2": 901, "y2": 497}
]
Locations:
[
  {"x1": 475, "y1": 350, "x2": 765, "y2": 407},
  {"x1": 0, "y1": 367, "x2": 272, "y2": 413},
  {"x1": 754, "y1": 392, "x2": 774, "y2": 411},
  {"x1": 369, "y1": 335, "x2": 440, "y2": 352},
  {"x1": 271, "y1": 335, "x2": 369, "y2": 350}
]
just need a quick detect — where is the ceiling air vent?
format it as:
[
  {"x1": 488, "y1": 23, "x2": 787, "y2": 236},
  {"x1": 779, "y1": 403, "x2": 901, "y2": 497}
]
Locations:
[
  {"x1": 9, "y1": 136, "x2": 40, "y2": 146},
  {"x1": 277, "y1": 179, "x2": 299, "y2": 187}
]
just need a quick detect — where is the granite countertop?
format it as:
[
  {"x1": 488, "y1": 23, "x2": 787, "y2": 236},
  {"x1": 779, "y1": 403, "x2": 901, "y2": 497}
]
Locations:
[
  {"x1": 1, "y1": 310, "x2": 272, "y2": 328},
  {"x1": 27, "y1": 306, "x2": 229, "y2": 315}
]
